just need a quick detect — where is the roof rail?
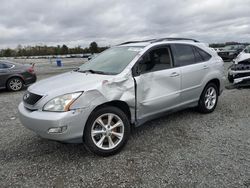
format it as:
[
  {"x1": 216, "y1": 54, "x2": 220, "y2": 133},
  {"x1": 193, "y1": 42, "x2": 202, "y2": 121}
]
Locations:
[
  {"x1": 152, "y1": 38, "x2": 199, "y2": 43},
  {"x1": 119, "y1": 38, "x2": 199, "y2": 45},
  {"x1": 119, "y1": 39, "x2": 155, "y2": 45}
]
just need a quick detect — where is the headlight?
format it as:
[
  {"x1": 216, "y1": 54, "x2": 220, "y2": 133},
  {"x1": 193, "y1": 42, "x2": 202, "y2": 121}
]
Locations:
[{"x1": 43, "y1": 92, "x2": 82, "y2": 112}]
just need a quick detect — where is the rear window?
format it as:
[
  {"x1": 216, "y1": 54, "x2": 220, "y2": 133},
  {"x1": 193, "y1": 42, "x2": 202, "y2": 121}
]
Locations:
[
  {"x1": 192, "y1": 47, "x2": 203, "y2": 63},
  {"x1": 193, "y1": 47, "x2": 212, "y2": 62},
  {"x1": 195, "y1": 47, "x2": 212, "y2": 61}
]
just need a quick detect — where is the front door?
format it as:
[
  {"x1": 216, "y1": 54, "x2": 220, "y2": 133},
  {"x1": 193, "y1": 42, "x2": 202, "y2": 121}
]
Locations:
[{"x1": 133, "y1": 46, "x2": 181, "y2": 120}]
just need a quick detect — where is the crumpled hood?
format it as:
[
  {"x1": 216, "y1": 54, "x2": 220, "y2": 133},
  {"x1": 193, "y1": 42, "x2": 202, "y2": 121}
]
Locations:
[
  {"x1": 235, "y1": 52, "x2": 250, "y2": 64},
  {"x1": 28, "y1": 71, "x2": 114, "y2": 96}
]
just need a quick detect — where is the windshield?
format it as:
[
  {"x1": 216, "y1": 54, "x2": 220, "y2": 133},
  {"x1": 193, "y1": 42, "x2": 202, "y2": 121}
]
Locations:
[
  {"x1": 244, "y1": 46, "x2": 250, "y2": 53},
  {"x1": 224, "y1": 46, "x2": 235, "y2": 50},
  {"x1": 78, "y1": 46, "x2": 143, "y2": 74}
]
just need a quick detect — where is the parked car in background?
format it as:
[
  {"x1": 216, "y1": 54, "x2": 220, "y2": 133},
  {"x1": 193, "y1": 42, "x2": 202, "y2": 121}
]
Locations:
[
  {"x1": 19, "y1": 38, "x2": 225, "y2": 156},
  {"x1": 233, "y1": 45, "x2": 250, "y2": 65},
  {"x1": 0, "y1": 61, "x2": 36, "y2": 91},
  {"x1": 228, "y1": 45, "x2": 250, "y2": 84},
  {"x1": 217, "y1": 44, "x2": 245, "y2": 61},
  {"x1": 213, "y1": 48, "x2": 223, "y2": 52}
]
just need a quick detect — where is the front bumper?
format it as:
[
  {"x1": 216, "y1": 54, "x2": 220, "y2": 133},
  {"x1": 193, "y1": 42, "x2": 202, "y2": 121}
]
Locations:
[
  {"x1": 228, "y1": 64, "x2": 250, "y2": 85},
  {"x1": 18, "y1": 102, "x2": 89, "y2": 143}
]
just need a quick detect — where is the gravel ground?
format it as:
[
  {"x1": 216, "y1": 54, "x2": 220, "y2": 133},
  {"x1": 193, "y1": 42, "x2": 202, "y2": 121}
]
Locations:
[{"x1": 0, "y1": 60, "x2": 249, "y2": 187}]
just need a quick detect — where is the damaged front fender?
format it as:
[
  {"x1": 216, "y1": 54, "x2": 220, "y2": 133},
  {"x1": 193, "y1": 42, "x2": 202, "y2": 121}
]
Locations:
[
  {"x1": 228, "y1": 60, "x2": 250, "y2": 85},
  {"x1": 70, "y1": 72, "x2": 136, "y2": 123}
]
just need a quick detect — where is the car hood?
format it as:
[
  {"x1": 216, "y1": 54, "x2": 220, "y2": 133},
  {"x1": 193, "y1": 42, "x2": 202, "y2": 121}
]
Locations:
[
  {"x1": 28, "y1": 71, "x2": 114, "y2": 96},
  {"x1": 235, "y1": 52, "x2": 250, "y2": 64}
]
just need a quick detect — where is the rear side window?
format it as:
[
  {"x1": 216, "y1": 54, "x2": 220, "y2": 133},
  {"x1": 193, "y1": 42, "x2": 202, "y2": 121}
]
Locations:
[
  {"x1": 195, "y1": 47, "x2": 211, "y2": 61},
  {"x1": 192, "y1": 47, "x2": 204, "y2": 63},
  {"x1": 173, "y1": 44, "x2": 195, "y2": 66}
]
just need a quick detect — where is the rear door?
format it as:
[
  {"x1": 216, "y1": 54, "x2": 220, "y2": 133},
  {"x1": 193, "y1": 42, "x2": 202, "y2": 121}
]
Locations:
[
  {"x1": 171, "y1": 44, "x2": 210, "y2": 104},
  {"x1": 0, "y1": 63, "x2": 10, "y2": 88},
  {"x1": 133, "y1": 45, "x2": 181, "y2": 120}
]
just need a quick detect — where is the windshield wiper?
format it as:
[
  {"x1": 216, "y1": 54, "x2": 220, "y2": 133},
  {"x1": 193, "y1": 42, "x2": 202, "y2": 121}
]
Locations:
[{"x1": 77, "y1": 69, "x2": 113, "y2": 75}]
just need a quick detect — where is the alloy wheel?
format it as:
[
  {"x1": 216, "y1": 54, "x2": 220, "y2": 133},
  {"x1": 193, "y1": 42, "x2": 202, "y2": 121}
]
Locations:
[
  {"x1": 91, "y1": 113, "x2": 124, "y2": 150},
  {"x1": 204, "y1": 87, "x2": 217, "y2": 110},
  {"x1": 9, "y1": 78, "x2": 23, "y2": 91}
]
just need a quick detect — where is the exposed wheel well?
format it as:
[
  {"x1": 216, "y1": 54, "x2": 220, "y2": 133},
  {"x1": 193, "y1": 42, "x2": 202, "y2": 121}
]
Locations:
[
  {"x1": 206, "y1": 79, "x2": 220, "y2": 95},
  {"x1": 83, "y1": 101, "x2": 132, "y2": 142},
  {"x1": 91, "y1": 100, "x2": 132, "y2": 123}
]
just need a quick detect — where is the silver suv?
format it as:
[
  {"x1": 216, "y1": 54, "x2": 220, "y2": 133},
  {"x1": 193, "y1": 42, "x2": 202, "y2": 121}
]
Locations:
[{"x1": 18, "y1": 38, "x2": 225, "y2": 156}]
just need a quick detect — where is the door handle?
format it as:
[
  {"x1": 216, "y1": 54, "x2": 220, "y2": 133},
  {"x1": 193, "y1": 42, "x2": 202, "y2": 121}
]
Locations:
[
  {"x1": 170, "y1": 72, "x2": 180, "y2": 77},
  {"x1": 203, "y1": 65, "x2": 209, "y2": 70}
]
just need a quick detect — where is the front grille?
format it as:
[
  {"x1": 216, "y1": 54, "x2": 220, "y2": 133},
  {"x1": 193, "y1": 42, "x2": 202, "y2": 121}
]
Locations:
[{"x1": 23, "y1": 92, "x2": 43, "y2": 105}]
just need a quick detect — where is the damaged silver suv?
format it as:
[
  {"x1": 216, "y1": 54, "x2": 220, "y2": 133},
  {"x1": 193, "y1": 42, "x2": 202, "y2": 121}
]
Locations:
[{"x1": 18, "y1": 38, "x2": 225, "y2": 156}]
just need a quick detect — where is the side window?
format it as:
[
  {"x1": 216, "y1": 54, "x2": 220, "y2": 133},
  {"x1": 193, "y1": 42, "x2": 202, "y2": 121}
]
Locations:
[
  {"x1": 140, "y1": 47, "x2": 172, "y2": 73},
  {"x1": 0, "y1": 63, "x2": 12, "y2": 69},
  {"x1": 0, "y1": 63, "x2": 5, "y2": 69},
  {"x1": 195, "y1": 47, "x2": 211, "y2": 61},
  {"x1": 192, "y1": 47, "x2": 204, "y2": 63},
  {"x1": 173, "y1": 44, "x2": 195, "y2": 66}
]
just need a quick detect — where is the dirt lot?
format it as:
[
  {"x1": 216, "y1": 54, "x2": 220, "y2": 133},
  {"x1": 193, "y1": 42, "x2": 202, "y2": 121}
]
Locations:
[{"x1": 0, "y1": 59, "x2": 249, "y2": 187}]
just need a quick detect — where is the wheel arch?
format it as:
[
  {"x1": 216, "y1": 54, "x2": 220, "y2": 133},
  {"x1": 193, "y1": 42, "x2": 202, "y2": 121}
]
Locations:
[
  {"x1": 89, "y1": 100, "x2": 132, "y2": 123},
  {"x1": 205, "y1": 78, "x2": 220, "y2": 95},
  {"x1": 6, "y1": 75, "x2": 24, "y2": 88},
  {"x1": 82, "y1": 100, "x2": 132, "y2": 143}
]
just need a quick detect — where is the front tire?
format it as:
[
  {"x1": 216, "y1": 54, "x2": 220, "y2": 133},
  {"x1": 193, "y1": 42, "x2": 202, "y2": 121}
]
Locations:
[
  {"x1": 84, "y1": 106, "x2": 130, "y2": 156},
  {"x1": 7, "y1": 77, "x2": 23, "y2": 91},
  {"x1": 198, "y1": 83, "x2": 218, "y2": 113}
]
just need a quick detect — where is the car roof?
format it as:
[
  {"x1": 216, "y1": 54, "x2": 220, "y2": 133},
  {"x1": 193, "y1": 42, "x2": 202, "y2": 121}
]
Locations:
[{"x1": 119, "y1": 38, "x2": 216, "y2": 57}]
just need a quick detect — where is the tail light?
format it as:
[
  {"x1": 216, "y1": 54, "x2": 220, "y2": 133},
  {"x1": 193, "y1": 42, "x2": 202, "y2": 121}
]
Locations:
[
  {"x1": 27, "y1": 67, "x2": 35, "y2": 74},
  {"x1": 27, "y1": 63, "x2": 35, "y2": 74}
]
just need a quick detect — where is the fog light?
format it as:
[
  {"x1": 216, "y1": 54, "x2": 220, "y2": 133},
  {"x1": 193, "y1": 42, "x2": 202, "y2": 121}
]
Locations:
[{"x1": 48, "y1": 126, "x2": 67, "y2": 134}]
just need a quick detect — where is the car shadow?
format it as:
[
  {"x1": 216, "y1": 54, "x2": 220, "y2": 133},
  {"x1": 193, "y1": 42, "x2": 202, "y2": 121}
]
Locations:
[
  {"x1": 226, "y1": 83, "x2": 250, "y2": 90},
  {"x1": 2, "y1": 108, "x2": 201, "y2": 162},
  {"x1": 0, "y1": 87, "x2": 28, "y2": 94}
]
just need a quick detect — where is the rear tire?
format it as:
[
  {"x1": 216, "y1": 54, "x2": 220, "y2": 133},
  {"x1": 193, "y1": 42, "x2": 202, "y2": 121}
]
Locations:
[
  {"x1": 84, "y1": 106, "x2": 130, "y2": 156},
  {"x1": 7, "y1": 77, "x2": 23, "y2": 91},
  {"x1": 198, "y1": 83, "x2": 218, "y2": 113}
]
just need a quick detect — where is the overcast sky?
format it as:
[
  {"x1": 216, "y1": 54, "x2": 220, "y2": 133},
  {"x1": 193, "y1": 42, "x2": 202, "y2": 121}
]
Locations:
[{"x1": 0, "y1": 0, "x2": 250, "y2": 48}]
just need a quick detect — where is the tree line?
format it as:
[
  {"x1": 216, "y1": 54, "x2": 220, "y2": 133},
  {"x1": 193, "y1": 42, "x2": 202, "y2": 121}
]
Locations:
[
  {"x1": 0, "y1": 42, "x2": 109, "y2": 57},
  {"x1": 209, "y1": 42, "x2": 250, "y2": 48}
]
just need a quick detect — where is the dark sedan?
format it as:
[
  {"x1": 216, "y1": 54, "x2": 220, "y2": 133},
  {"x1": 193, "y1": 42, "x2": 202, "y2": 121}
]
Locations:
[
  {"x1": 217, "y1": 44, "x2": 245, "y2": 61},
  {"x1": 0, "y1": 60, "x2": 36, "y2": 91}
]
